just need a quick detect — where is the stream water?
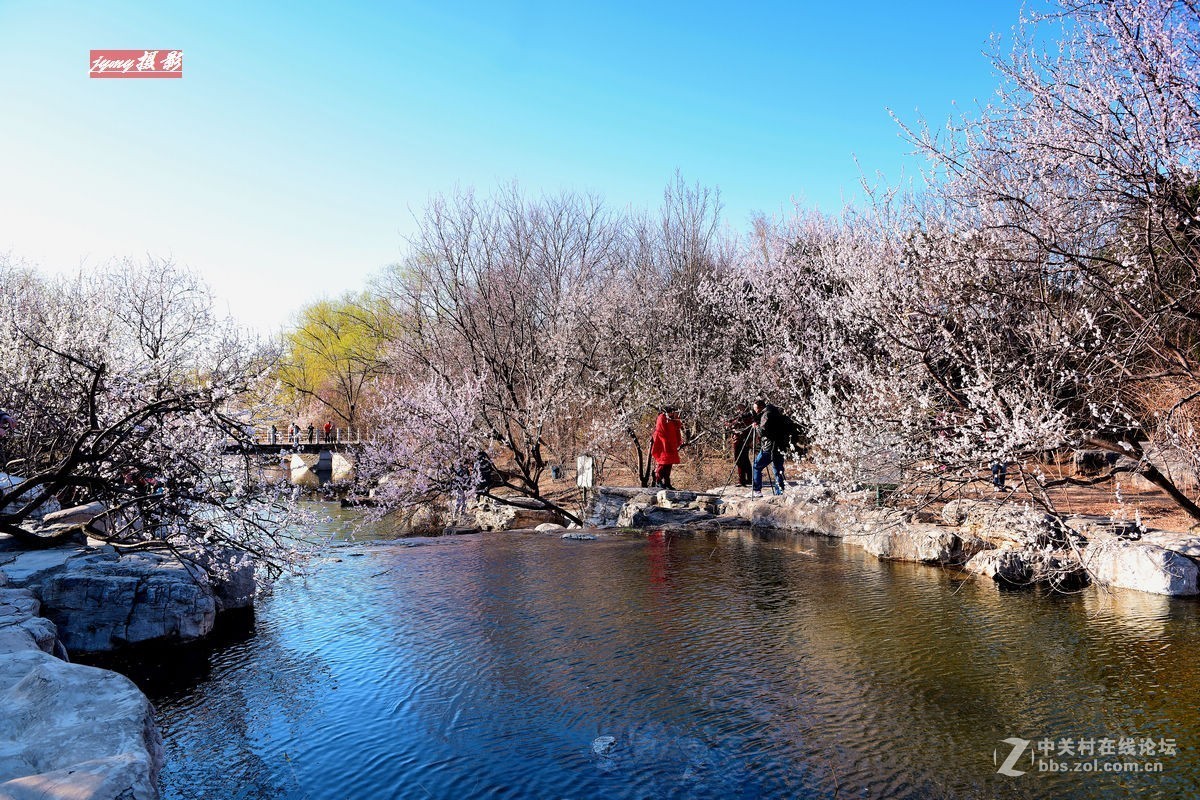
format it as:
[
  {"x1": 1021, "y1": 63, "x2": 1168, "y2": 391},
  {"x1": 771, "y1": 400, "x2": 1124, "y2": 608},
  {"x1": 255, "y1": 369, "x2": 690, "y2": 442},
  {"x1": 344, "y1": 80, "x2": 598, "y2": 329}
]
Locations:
[{"x1": 94, "y1": 510, "x2": 1200, "y2": 799}]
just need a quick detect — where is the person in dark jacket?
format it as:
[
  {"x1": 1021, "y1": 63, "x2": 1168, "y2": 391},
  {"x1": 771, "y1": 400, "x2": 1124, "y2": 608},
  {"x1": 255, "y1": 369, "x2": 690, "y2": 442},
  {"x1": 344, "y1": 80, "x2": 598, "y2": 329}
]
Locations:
[
  {"x1": 724, "y1": 403, "x2": 756, "y2": 486},
  {"x1": 750, "y1": 397, "x2": 799, "y2": 497},
  {"x1": 650, "y1": 406, "x2": 684, "y2": 489}
]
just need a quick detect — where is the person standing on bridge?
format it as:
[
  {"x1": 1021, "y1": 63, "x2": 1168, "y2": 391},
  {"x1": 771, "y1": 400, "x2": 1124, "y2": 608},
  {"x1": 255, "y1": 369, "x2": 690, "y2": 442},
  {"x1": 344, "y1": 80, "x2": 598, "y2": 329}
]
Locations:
[
  {"x1": 307, "y1": 423, "x2": 315, "y2": 445},
  {"x1": 269, "y1": 424, "x2": 278, "y2": 445},
  {"x1": 323, "y1": 420, "x2": 333, "y2": 443}
]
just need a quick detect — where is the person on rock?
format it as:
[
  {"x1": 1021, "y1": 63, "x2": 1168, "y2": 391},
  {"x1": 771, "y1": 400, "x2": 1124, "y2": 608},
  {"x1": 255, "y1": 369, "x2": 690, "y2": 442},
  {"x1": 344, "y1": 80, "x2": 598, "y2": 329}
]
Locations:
[
  {"x1": 750, "y1": 397, "x2": 805, "y2": 497},
  {"x1": 725, "y1": 403, "x2": 756, "y2": 487},
  {"x1": 650, "y1": 405, "x2": 685, "y2": 490}
]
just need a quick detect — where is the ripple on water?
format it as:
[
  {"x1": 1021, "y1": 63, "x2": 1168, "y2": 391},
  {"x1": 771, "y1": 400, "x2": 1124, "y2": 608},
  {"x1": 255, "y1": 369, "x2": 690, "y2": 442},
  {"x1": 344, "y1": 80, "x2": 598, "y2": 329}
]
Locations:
[{"x1": 121, "y1": 529, "x2": 1200, "y2": 800}]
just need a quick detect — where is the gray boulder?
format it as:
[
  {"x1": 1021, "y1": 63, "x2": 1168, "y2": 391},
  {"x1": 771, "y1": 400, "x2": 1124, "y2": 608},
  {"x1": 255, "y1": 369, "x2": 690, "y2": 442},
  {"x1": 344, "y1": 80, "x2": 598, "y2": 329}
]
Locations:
[
  {"x1": 585, "y1": 487, "x2": 644, "y2": 527},
  {"x1": 964, "y1": 548, "x2": 1089, "y2": 592},
  {"x1": 37, "y1": 501, "x2": 108, "y2": 530},
  {"x1": 181, "y1": 547, "x2": 256, "y2": 612},
  {"x1": 15, "y1": 549, "x2": 217, "y2": 653},
  {"x1": 0, "y1": 588, "x2": 64, "y2": 658},
  {"x1": 955, "y1": 500, "x2": 1071, "y2": 549},
  {"x1": 1081, "y1": 541, "x2": 1200, "y2": 596},
  {"x1": 616, "y1": 495, "x2": 656, "y2": 528},
  {"x1": 473, "y1": 496, "x2": 564, "y2": 531},
  {"x1": 0, "y1": 649, "x2": 163, "y2": 800},
  {"x1": 860, "y1": 523, "x2": 992, "y2": 565},
  {"x1": 630, "y1": 506, "x2": 715, "y2": 528}
]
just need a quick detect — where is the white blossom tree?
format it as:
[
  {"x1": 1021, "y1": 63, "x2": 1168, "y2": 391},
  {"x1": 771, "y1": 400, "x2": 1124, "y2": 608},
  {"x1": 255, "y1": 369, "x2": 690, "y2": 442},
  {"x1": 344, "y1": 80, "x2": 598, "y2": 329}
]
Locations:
[{"x1": 0, "y1": 257, "x2": 310, "y2": 574}]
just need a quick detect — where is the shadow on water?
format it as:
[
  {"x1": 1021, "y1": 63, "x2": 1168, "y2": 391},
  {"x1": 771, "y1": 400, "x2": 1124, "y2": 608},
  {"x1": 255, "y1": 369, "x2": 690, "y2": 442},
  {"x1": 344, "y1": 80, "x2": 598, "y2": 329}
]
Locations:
[
  {"x1": 88, "y1": 526, "x2": 1200, "y2": 800},
  {"x1": 76, "y1": 608, "x2": 257, "y2": 702}
]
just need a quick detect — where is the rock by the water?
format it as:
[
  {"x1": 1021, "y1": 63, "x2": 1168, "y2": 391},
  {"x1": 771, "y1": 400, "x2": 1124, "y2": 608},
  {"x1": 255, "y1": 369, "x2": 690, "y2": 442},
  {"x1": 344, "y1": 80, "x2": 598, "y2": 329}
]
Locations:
[
  {"x1": 37, "y1": 501, "x2": 109, "y2": 530},
  {"x1": 655, "y1": 489, "x2": 698, "y2": 508},
  {"x1": 859, "y1": 523, "x2": 991, "y2": 565},
  {"x1": 1081, "y1": 541, "x2": 1199, "y2": 596},
  {"x1": 182, "y1": 547, "x2": 256, "y2": 612},
  {"x1": 21, "y1": 550, "x2": 217, "y2": 653},
  {"x1": 561, "y1": 532, "x2": 598, "y2": 541},
  {"x1": 616, "y1": 496, "x2": 656, "y2": 528},
  {"x1": 585, "y1": 487, "x2": 645, "y2": 527},
  {"x1": 473, "y1": 496, "x2": 564, "y2": 531},
  {"x1": 721, "y1": 494, "x2": 840, "y2": 536},
  {"x1": 0, "y1": 588, "x2": 64, "y2": 658},
  {"x1": 536, "y1": 523, "x2": 566, "y2": 532},
  {"x1": 964, "y1": 548, "x2": 1089, "y2": 592},
  {"x1": 953, "y1": 500, "x2": 1071, "y2": 550},
  {"x1": 630, "y1": 506, "x2": 715, "y2": 528},
  {"x1": 0, "y1": 649, "x2": 163, "y2": 800}
]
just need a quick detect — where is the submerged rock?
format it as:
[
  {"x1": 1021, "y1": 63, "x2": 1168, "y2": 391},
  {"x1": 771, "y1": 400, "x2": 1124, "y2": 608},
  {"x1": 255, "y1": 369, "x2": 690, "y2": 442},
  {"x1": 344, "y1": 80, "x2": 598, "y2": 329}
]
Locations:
[
  {"x1": 591, "y1": 735, "x2": 616, "y2": 755},
  {"x1": 561, "y1": 532, "x2": 598, "y2": 541}
]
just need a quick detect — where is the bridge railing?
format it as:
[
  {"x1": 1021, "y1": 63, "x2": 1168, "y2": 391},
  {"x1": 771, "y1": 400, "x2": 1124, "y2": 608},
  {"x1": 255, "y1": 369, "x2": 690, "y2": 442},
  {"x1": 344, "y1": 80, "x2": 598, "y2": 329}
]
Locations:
[{"x1": 233, "y1": 427, "x2": 373, "y2": 447}]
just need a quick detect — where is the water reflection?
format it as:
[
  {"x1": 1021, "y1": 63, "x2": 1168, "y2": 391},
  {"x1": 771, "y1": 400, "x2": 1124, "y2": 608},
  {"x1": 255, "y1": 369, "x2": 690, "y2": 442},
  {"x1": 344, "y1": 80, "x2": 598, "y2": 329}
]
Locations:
[{"x1": 115, "y1": 526, "x2": 1200, "y2": 799}]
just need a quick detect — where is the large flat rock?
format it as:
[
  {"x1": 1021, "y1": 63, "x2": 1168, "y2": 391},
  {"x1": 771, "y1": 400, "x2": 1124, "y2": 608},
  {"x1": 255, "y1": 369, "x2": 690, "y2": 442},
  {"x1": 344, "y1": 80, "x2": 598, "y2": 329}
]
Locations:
[
  {"x1": 0, "y1": 547, "x2": 80, "y2": 585},
  {"x1": 1081, "y1": 541, "x2": 1200, "y2": 596},
  {"x1": 0, "y1": 649, "x2": 162, "y2": 800},
  {"x1": 722, "y1": 495, "x2": 842, "y2": 535},
  {"x1": 2, "y1": 547, "x2": 219, "y2": 653}
]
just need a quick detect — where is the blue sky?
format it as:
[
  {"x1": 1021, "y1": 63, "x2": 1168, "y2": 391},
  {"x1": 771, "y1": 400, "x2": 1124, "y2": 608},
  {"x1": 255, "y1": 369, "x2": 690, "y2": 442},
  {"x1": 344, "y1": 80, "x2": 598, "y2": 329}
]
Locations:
[{"x1": 0, "y1": 1, "x2": 1025, "y2": 333}]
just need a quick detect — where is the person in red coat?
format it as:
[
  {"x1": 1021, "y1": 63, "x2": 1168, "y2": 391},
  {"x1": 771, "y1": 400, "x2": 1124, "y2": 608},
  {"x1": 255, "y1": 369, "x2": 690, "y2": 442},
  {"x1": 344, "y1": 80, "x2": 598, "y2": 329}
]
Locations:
[{"x1": 650, "y1": 406, "x2": 684, "y2": 489}]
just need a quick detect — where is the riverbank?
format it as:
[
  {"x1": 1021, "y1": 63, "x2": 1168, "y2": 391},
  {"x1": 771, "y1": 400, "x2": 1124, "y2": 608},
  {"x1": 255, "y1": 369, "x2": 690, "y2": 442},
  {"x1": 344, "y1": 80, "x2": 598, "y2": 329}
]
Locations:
[
  {"x1": 586, "y1": 484, "x2": 1200, "y2": 598},
  {"x1": 0, "y1": 520, "x2": 257, "y2": 799}
]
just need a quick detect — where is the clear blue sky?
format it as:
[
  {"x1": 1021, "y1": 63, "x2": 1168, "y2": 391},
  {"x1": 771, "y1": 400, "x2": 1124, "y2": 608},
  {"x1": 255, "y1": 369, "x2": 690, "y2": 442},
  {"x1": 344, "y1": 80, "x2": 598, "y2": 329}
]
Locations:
[{"x1": 0, "y1": 0, "x2": 1025, "y2": 334}]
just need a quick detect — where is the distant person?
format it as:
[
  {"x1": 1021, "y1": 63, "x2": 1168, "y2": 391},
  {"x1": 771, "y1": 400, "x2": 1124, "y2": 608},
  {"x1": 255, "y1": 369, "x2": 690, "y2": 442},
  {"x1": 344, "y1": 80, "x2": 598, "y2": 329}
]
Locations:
[
  {"x1": 724, "y1": 403, "x2": 756, "y2": 487},
  {"x1": 474, "y1": 449, "x2": 504, "y2": 493},
  {"x1": 269, "y1": 424, "x2": 278, "y2": 445},
  {"x1": 292, "y1": 422, "x2": 302, "y2": 446},
  {"x1": 0, "y1": 410, "x2": 13, "y2": 470},
  {"x1": 323, "y1": 420, "x2": 333, "y2": 443},
  {"x1": 750, "y1": 397, "x2": 804, "y2": 497},
  {"x1": 991, "y1": 460, "x2": 1009, "y2": 491},
  {"x1": 307, "y1": 423, "x2": 315, "y2": 444},
  {"x1": 650, "y1": 405, "x2": 684, "y2": 490}
]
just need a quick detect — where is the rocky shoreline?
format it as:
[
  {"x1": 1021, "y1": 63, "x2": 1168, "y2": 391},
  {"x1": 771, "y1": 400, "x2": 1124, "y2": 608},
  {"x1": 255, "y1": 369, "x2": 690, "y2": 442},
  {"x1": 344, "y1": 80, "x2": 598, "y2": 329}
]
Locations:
[
  {"x1": 0, "y1": 509, "x2": 256, "y2": 800},
  {"x1": 586, "y1": 484, "x2": 1200, "y2": 597}
]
